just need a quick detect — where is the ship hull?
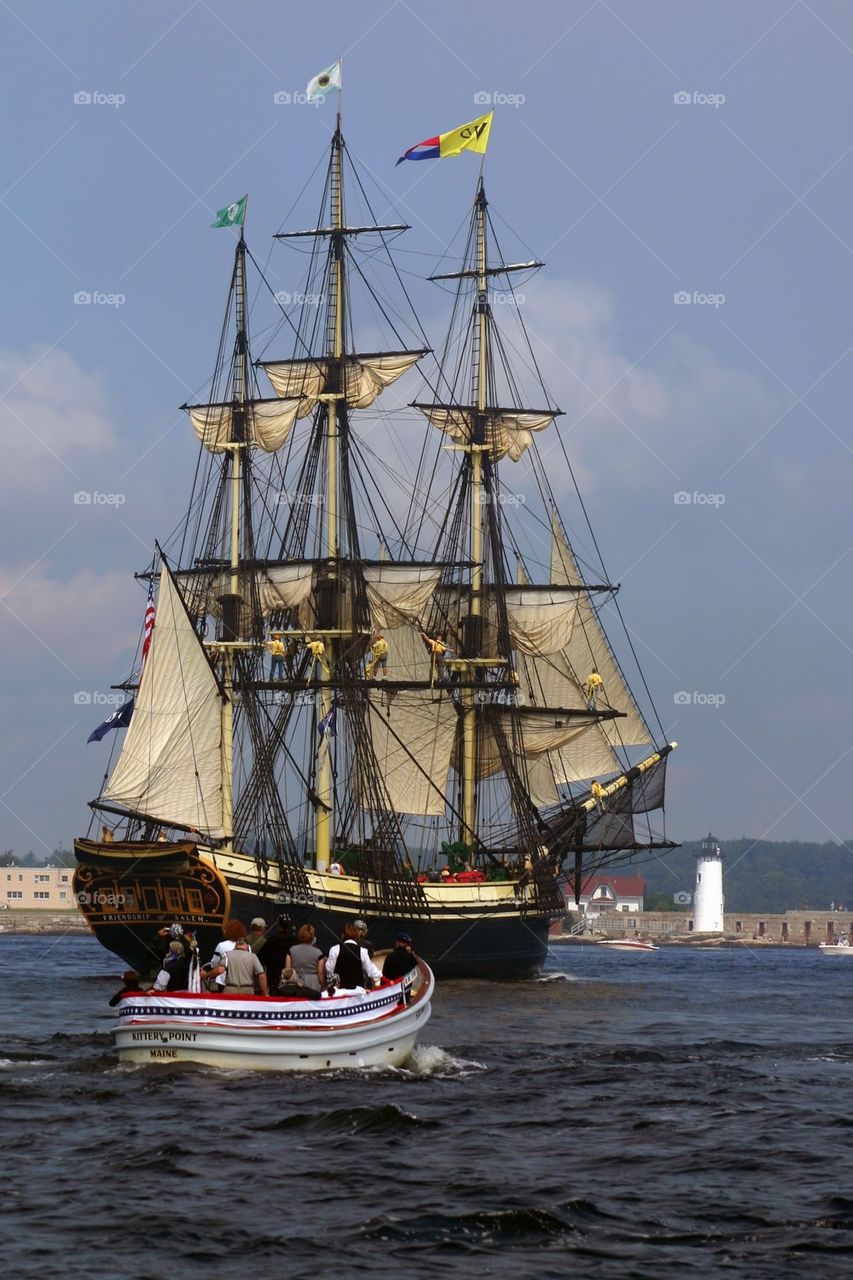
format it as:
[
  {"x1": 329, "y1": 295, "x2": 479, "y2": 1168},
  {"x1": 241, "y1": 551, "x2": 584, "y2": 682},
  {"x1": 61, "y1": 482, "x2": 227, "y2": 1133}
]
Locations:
[{"x1": 74, "y1": 841, "x2": 553, "y2": 980}]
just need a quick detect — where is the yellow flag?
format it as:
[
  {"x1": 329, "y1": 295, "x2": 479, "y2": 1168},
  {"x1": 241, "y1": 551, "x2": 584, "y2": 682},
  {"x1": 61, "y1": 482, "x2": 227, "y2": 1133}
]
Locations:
[{"x1": 439, "y1": 111, "x2": 493, "y2": 158}]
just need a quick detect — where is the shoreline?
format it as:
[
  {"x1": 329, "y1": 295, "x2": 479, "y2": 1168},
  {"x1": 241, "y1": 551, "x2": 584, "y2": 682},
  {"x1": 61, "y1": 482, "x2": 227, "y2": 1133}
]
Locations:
[{"x1": 0, "y1": 910, "x2": 91, "y2": 935}]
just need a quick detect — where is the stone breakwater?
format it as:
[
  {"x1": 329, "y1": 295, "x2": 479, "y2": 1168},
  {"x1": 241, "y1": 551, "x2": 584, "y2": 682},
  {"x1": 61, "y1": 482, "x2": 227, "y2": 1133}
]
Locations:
[
  {"x1": 0, "y1": 910, "x2": 91, "y2": 935},
  {"x1": 553, "y1": 909, "x2": 853, "y2": 947}
]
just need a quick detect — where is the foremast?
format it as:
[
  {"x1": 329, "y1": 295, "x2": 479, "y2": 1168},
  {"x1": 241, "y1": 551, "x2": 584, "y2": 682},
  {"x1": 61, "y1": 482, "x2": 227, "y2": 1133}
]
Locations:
[{"x1": 460, "y1": 180, "x2": 489, "y2": 844}]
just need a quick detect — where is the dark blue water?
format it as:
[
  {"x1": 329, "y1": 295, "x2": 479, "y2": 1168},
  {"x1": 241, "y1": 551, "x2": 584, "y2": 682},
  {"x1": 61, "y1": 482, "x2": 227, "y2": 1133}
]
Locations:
[{"x1": 2, "y1": 934, "x2": 853, "y2": 1278}]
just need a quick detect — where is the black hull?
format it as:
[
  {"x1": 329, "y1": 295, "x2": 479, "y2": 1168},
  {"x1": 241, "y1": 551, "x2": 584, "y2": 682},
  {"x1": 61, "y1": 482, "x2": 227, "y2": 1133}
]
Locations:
[
  {"x1": 73, "y1": 841, "x2": 551, "y2": 980},
  {"x1": 230, "y1": 889, "x2": 550, "y2": 980}
]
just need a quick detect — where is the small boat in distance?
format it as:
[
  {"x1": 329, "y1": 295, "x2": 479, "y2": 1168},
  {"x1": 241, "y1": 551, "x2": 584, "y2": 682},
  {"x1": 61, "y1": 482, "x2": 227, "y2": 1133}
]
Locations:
[
  {"x1": 597, "y1": 938, "x2": 659, "y2": 953},
  {"x1": 113, "y1": 958, "x2": 433, "y2": 1071},
  {"x1": 818, "y1": 937, "x2": 853, "y2": 957}
]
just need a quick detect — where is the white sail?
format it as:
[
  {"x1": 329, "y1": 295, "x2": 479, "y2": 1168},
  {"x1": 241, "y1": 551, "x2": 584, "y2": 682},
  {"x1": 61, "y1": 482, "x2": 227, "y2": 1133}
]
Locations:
[
  {"x1": 363, "y1": 564, "x2": 442, "y2": 631},
  {"x1": 521, "y1": 649, "x2": 622, "y2": 782},
  {"x1": 359, "y1": 627, "x2": 456, "y2": 817},
  {"x1": 186, "y1": 398, "x2": 301, "y2": 454},
  {"x1": 415, "y1": 405, "x2": 556, "y2": 462},
  {"x1": 475, "y1": 709, "x2": 600, "y2": 779},
  {"x1": 102, "y1": 566, "x2": 224, "y2": 836},
  {"x1": 262, "y1": 351, "x2": 425, "y2": 416},
  {"x1": 550, "y1": 522, "x2": 651, "y2": 748},
  {"x1": 177, "y1": 562, "x2": 315, "y2": 620},
  {"x1": 504, "y1": 586, "x2": 577, "y2": 656}
]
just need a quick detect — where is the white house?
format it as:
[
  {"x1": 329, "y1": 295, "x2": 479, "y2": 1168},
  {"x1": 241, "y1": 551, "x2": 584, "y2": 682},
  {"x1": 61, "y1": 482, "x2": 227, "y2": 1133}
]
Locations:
[{"x1": 569, "y1": 874, "x2": 646, "y2": 917}]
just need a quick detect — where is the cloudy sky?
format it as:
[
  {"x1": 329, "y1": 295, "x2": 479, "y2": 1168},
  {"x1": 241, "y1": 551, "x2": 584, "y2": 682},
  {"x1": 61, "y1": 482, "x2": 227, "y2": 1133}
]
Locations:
[{"x1": 2, "y1": 0, "x2": 852, "y2": 857}]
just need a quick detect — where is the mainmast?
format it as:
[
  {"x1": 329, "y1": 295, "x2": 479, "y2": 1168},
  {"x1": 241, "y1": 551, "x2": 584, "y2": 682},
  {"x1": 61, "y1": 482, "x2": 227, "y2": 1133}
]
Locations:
[
  {"x1": 314, "y1": 117, "x2": 345, "y2": 870},
  {"x1": 219, "y1": 230, "x2": 249, "y2": 849},
  {"x1": 459, "y1": 181, "x2": 490, "y2": 844}
]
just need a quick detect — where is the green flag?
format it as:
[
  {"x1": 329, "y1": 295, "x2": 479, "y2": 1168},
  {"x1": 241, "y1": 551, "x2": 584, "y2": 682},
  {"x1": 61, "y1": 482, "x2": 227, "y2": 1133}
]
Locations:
[{"x1": 211, "y1": 195, "x2": 247, "y2": 229}]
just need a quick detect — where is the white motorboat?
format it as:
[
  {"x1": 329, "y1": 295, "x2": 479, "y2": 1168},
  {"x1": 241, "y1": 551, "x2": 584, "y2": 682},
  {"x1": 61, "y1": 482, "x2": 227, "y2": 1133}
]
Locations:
[
  {"x1": 113, "y1": 961, "x2": 433, "y2": 1071},
  {"x1": 819, "y1": 938, "x2": 853, "y2": 956},
  {"x1": 597, "y1": 938, "x2": 659, "y2": 953}
]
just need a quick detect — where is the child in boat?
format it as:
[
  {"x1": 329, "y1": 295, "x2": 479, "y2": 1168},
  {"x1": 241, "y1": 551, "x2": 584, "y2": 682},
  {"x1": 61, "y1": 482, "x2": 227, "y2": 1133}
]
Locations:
[{"x1": 108, "y1": 970, "x2": 143, "y2": 1006}]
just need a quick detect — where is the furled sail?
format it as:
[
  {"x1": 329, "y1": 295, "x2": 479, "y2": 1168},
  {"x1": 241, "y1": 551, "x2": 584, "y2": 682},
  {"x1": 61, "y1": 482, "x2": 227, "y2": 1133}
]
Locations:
[
  {"x1": 429, "y1": 584, "x2": 578, "y2": 659},
  {"x1": 503, "y1": 586, "x2": 577, "y2": 656},
  {"x1": 413, "y1": 404, "x2": 557, "y2": 462},
  {"x1": 363, "y1": 564, "x2": 442, "y2": 631},
  {"x1": 474, "y1": 708, "x2": 600, "y2": 780},
  {"x1": 101, "y1": 565, "x2": 224, "y2": 836},
  {"x1": 262, "y1": 351, "x2": 426, "y2": 416},
  {"x1": 546, "y1": 752, "x2": 671, "y2": 851},
  {"x1": 177, "y1": 562, "x2": 315, "y2": 620},
  {"x1": 357, "y1": 627, "x2": 456, "y2": 817},
  {"x1": 550, "y1": 522, "x2": 651, "y2": 748},
  {"x1": 185, "y1": 398, "x2": 301, "y2": 454}
]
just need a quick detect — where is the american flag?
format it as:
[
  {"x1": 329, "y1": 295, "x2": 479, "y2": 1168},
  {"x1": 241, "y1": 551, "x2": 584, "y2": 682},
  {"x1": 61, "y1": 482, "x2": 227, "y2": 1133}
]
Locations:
[{"x1": 141, "y1": 582, "x2": 156, "y2": 661}]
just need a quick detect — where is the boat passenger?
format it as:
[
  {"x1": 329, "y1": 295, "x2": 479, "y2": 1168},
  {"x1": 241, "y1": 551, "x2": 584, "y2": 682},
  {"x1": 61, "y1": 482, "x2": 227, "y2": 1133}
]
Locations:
[
  {"x1": 382, "y1": 933, "x2": 418, "y2": 982},
  {"x1": 202, "y1": 919, "x2": 247, "y2": 992},
  {"x1": 326, "y1": 923, "x2": 382, "y2": 991},
  {"x1": 353, "y1": 917, "x2": 375, "y2": 957},
  {"x1": 150, "y1": 941, "x2": 190, "y2": 992},
  {"x1": 278, "y1": 924, "x2": 326, "y2": 998},
  {"x1": 247, "y1": 916, "x2": 268, "y2": 953},
  {"x1": 329, "y1": 859, "x2": 344, "y2": 875},
  {"x1": 108, "y1": 969, "x2": 143, "y2": 1006},
  {"x1": 258, "y1": 913, "x2": 296, "y2": 991},
  {"x1": 219, "y1": 938, "x2": 268, "y2": 995}
]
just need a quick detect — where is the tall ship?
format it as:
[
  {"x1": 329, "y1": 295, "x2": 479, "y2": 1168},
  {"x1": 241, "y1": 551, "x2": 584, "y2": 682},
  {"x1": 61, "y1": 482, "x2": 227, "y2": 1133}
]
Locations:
[{"x1": 74, "y1": 110, "x2": 676, "y2": 979}]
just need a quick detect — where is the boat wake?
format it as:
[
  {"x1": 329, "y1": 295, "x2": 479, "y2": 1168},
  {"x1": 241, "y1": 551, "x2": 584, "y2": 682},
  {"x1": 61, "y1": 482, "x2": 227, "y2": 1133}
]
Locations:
[
  {"x1": 396, "y1": 1043, "x2": 489, "y2": 1078},
  {"x1": 532, "y1": 971, "x2": 583, "y2": 983}
]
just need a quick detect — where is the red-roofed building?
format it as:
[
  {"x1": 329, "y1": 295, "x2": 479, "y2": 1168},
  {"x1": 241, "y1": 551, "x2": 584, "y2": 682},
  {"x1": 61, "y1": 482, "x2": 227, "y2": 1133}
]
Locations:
[{"x1": 567, "y1": 874, "x2": 645, "y2": 916}]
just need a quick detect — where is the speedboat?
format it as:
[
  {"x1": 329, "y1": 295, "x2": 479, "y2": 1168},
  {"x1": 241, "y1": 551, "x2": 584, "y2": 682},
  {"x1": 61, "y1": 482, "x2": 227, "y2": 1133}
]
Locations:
[
  {"x1": 819, "y1": 938, "x2": 853, "y2": 957},
  {"x1": 597, "y1": 938, "x2": 659, "y2": 953},
  {"x1": 113, "y1": 960, "x2": 433, "y2": 1071}
]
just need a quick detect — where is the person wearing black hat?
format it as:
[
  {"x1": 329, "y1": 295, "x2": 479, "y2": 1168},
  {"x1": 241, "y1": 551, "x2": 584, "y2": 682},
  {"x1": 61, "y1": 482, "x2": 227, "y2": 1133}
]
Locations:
[{"x1": 382, "y1": 932, "x2": 418, "y2": 982}]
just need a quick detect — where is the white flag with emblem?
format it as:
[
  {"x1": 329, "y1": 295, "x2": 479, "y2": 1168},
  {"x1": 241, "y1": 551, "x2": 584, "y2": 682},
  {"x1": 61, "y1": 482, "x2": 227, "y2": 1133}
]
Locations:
[{"x1": 307, "y1": 60, "x2": 342, "y2": 102}]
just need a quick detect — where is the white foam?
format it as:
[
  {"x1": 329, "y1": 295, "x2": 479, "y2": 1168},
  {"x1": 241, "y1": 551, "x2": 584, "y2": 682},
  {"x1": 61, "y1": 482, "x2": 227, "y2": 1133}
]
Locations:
[
  {"x1": 534, "y1": 971, "x2": 581, "y2": 983},
  {"x1": 402, "y1": 1043, "x2": 488, "y2": 1077}
]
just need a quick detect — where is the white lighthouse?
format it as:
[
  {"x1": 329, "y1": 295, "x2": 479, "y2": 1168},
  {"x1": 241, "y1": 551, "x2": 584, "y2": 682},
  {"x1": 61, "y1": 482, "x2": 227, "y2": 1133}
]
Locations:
[{"x1": 692, "y1": 833, "x2": 725, "y2": 933}]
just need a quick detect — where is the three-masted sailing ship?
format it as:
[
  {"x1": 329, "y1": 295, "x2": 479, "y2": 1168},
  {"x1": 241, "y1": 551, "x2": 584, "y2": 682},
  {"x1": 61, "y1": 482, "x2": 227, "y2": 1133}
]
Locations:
[{"x1": 74, "y1": 112, "x2": 676, "y2": 979}]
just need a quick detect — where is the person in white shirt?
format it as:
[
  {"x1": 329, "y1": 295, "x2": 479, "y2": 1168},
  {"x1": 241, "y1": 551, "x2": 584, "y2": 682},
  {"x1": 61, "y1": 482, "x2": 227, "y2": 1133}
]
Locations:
[
  {"x1": 325, "y1": 923, "x2": 382, "y2": 990},
  {"x1": 202, "y1": 922, "x2": 247, "y2": 991}
]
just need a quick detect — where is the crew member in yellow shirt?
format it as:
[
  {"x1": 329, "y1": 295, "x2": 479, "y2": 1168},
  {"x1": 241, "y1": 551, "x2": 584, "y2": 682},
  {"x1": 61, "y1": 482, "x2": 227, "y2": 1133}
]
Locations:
[
  {"x1": 268, "y1": 631, "x2": 286, "y2": 681},
  {"x1": 583, "y1": 669, "x2": 604, "y2": 710},
  {"x1": 365, "y1": 632, "x2": 389, "y2": 680},
  {"x1": 305, "y1": 636, "x2": 328, "y2": 680}
]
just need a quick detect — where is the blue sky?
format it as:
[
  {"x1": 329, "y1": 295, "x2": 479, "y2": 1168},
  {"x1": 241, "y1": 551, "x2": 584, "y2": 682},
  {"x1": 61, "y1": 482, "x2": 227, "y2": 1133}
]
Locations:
[{"x1": 2, "y1": 0, "x2": 853, "y2": 857}]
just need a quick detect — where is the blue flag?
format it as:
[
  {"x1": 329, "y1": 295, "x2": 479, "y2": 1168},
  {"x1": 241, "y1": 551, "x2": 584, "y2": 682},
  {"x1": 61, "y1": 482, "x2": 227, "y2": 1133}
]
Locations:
[
  {"x1": 87, "y1": 698, "x2": 135, "y2": 744},
  {"x1": 318, "y1": 700, "x2": 337, "y2": 739}
]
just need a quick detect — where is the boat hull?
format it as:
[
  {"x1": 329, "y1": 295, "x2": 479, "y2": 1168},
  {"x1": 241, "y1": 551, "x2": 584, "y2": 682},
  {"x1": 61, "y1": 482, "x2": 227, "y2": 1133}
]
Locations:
[
  {"x1": 113, "y1": 964, "x2": 433, "y2": 1071},
  {"x1": 596, "y1": 939, "x2": 659, "y2": 952},
  {"x1": 74, "y1": 841, "x2": 553, "y2": 980},
  {"x1": 818, "y1": 943, "x2": 853, "y2": 956}
]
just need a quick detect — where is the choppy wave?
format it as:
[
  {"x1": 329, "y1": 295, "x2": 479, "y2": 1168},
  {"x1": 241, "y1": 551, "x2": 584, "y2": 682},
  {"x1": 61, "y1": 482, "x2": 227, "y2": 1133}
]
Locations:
[{"x1": 4, "y1": 934, "x2": 853, "y2": 1279}]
